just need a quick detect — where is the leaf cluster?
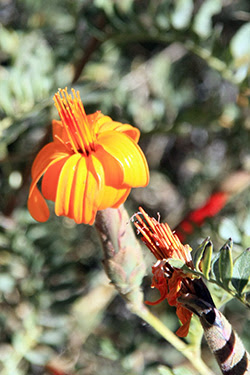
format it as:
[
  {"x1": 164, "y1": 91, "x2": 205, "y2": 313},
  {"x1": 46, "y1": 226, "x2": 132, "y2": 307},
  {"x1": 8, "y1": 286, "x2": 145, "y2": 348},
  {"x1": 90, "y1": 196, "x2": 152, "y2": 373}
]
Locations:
[{"x1": 190, "y1": 237, "x2": 250, "y2": 307}]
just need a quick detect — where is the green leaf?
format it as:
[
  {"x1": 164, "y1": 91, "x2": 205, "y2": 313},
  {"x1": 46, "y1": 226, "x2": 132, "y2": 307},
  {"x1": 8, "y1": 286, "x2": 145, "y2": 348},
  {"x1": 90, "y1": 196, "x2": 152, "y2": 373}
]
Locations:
[
  {"x1": 173, "y1": 367, "x2": 195, "y2": 375},
  {"x1": 40, "y1": 329, "x2": 66, "y2": 345},
  {"x1": 193, "y1": 0, "x2": 222, "y2": 39},
  {"x1": 0, "y1": 274, "x2": 15, "y2": 293},
  {"x1": 94, "y1": 0, "x2": 115, "y2": 15},
  {"x1": 158, "y1": 366, "x2": 174, "y2": 375},
  {"x1": 219, "y1": 218, "x2": 241, "y2": 243},
  {"x1": 171, "y1": 0, "x2": 193, "y2": 30},
  {"x1": 168, "y1": 258, "x2": 185, "y2": 269},
  {"x1": 230, "y1": 23, "x2": 250, "y2": 63},
  {"x1": 219, "y1": 239, "x2": 233, "y2": 288},
  {"x1": 242, "y1": 213, "x2": 250, "y2": 237},
  {"x1": 0, "y1": 25, "x2": 19, "y2": 55},
  {"x1": 25, "y1": 347, "x2": 53, "y2": 365},
  {"x1": 232, "y1": 249, "x2": 250, "y2": 295}
]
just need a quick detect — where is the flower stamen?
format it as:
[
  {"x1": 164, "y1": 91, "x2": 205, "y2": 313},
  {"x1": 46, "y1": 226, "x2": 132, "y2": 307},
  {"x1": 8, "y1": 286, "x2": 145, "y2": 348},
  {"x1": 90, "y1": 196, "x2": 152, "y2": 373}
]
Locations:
[{"x1": 54, "y1": 88, "x2": 96, "y2": 156}]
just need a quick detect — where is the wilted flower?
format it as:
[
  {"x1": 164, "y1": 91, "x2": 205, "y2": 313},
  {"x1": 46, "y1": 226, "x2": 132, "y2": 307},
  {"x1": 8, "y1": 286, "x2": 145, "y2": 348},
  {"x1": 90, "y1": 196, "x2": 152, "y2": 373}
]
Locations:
[
  {"x1": 28, "y1": 88, "x2": 149, "y2": 224},
  {"x1": 134, "y1": 207, "x2": 197, "y2": 337}
]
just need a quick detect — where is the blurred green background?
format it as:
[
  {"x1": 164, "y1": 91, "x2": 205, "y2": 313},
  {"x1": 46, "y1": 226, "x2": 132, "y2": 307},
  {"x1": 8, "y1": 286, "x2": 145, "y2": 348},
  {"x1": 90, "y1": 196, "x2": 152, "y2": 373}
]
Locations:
[{"x1": 0, "y1": 0, "x2": 249, "y2": 374}]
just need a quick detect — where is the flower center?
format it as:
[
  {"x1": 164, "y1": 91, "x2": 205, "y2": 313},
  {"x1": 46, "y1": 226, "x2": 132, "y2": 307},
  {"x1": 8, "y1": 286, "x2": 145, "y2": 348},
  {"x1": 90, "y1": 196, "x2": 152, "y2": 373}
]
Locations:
[{"x1": 54, "y1": 88, "x2": 96, "y2": 156}]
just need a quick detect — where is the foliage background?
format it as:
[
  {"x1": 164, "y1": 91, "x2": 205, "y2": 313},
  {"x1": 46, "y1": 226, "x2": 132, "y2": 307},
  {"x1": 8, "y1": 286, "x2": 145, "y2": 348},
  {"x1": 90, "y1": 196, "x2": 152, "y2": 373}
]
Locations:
[{"x1": 0, "y1": 0, "x2": 249, "y2": 374}]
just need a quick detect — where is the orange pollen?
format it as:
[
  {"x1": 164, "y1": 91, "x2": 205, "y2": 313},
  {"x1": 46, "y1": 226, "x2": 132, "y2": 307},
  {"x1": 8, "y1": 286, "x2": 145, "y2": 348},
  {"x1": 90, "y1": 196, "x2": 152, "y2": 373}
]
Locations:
[
  {"x1": 53, "y1": 88, "x2": 96, "y2": 156},
  {"x1": 135, "y1": 207, "x2": 192, "y2": 264}
]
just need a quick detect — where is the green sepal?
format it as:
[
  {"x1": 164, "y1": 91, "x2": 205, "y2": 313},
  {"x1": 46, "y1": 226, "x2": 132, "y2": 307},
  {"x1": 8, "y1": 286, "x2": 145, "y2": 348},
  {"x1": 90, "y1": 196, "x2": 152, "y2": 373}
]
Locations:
[
  {"x1": 211, "y1": 251, "x2": 221, "y2": 282},
  {"x1": 231, "y1": 248, "x2": 250, "y2": 295},
  {"x1": 192, "y1": 237, "x2": 210, "y2": 271},
  {"x1": 200, "y1": 241, "x2": 213, "y2": 279},
  {"x1": 219, "y1": 239, "x2": 233, "y2": 288}
]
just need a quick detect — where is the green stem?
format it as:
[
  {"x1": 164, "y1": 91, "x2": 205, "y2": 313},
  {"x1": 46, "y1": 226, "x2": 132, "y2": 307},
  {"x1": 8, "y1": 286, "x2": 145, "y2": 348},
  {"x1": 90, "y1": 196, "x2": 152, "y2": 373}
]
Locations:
[
  {"x1": 204, "y1": 277, "x2": 250, "y2": 309},
  {"x1": 184, "y1": 41, "x2": 238, "y2": 84},
  {"x1": 133, "y1": 305, "x2": 216, "y2": 375},
  {"x1": 104, "y1": 31, "x2": 238, "y2": 85}
]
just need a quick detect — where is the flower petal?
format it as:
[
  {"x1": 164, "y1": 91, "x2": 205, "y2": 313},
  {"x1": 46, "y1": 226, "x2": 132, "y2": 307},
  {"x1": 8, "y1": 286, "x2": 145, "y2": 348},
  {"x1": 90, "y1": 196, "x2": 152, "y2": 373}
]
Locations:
[
  {"x1": 31, "y1": 142, "x2": 69, "y2": 180},
  {"x1": 79, "y1": 155, "x2": 105, "y2": 224},
  {"x1": 55, "y1": 154, "x2": 82, "y2": 217},
  {"x1": 52, "y1": 120, "x2": 62, "y2": 140},
  {"x1": 41, "y1": 157, "x2": 68, "y2": 201},
  {"x1": 27, "y1": 142, "x2": 70, "y2": 222},
  {"x1": 146, "y1": 262, "x2": 169, "y2": 305},
  {"x1": 94, "y1": 146, "x2": 124, "y2": 186},
  {"x1": 94, "y1": 114, "x2": 140, "y2": 142},
  {"x1": 68, "y1": 156, "x2": 105, "y2": 224},
  {"x1": 28, "y1": 186, "x2": 50, "y2": 222},
  {"x1": 52, "y1": 120, "x2": 69, "y2": 143},
  {"x1": 66, "y1": 157, "x2": 87, "y2": 224},
  {"x1": 114, "y1": 124, "x2": 140, "y2": 142},
  {"x1": 167, "y1": 272, "x2": 182, "y2": 306},
  {"x1": 98, "y1": 186, "x2": 131, "y2": 210},
  {"x1": 175, "y1": 305, "x2": 193, "y2": 337},
  {"x1": 55, "y1": 154, "x2": 105, "y2": 224},
  {"x1": 97, "y1": 131, "x2": 149, "y2": 187}
]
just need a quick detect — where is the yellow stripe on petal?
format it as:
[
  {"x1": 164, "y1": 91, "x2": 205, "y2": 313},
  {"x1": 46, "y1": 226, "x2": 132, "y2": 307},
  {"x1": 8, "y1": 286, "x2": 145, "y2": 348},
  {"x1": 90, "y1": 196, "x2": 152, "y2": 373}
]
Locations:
[
  {"x1": 81, "y1": 155, "x2": 105, "y2": 224},
  {"x1": 67, "y1": 157, "x2": 88, "y2": 224},
  {"x1": 55, "y1": 154, "x2": 82, "y2": 217},
  {"x1": 28, "y1": 186, "x2": 50, "y2": 222},
  {"x1": 93, "y1": 114, "x2": 112, "y2": 133},
  {"x1": 97, "y1": 131, "x2": 149, "y2": 187},
  {"x1": 98, "y1": 185, "x2": 131, "y2": 210},
  {"x1": 95, "y1": 115, "x2": 140, "y2": 142}
]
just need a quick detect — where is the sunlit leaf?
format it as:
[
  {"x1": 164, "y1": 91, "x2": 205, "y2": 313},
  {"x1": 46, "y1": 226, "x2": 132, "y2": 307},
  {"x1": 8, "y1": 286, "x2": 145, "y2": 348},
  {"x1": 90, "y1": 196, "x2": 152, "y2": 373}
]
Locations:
[
  {"x1": 158, "y1": 366, "x2": 175, "y2": 375},
  {"x1": 193, "y1": 0, "x2": 222, "y2": 39},
  {"x1": 242, "y1": 213, "x2": 250, "y2": 237},
  {"x1": 168, "y1": 258, "x2": 185, "y2": 269},
  {"x1": 230, "y1": 23, "x2": 250, "y2": 63},
  {"x1": 219, "y1": 218, "x2": 241, "y2": 243},
  {"x1": 171, "y1": 0, "x2": 193, "y2": 30},
  {"x1": 0, "y1": 274, "x2": 15, "y2": 293},
  {"x1": 232, "y1": 249, "x2": 250, "y2": 295}
]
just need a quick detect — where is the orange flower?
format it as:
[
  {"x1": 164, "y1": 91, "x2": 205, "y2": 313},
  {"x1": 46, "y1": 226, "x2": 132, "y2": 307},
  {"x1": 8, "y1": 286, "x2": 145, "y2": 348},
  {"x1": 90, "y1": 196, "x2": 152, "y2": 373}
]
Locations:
[
  {"x1": 134, "y1": 207, "x2": 196, "y2": 337},
  {"x1": 28, "y1": 88, "x2": 149, "y2": 224}
]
